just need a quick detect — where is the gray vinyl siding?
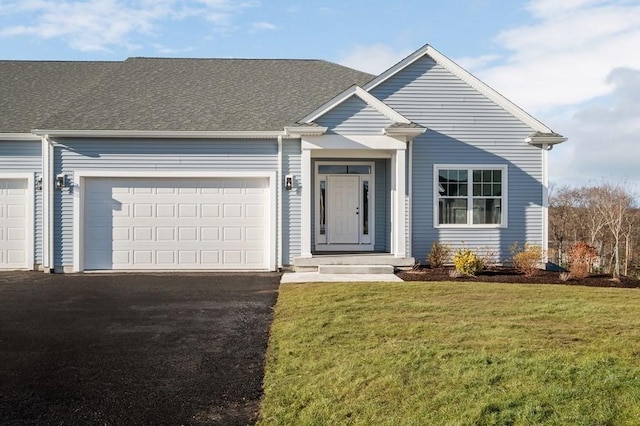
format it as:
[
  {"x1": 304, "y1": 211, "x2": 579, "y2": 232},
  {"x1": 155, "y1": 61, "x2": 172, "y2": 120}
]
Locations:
[
  {"x1": 0, "y1": 140, "x2": 43, "y2": 266},
  {"x1": 282, "y1": 139, "x2": 301, "y2": 264},
  {"x1": 371, "y1": 55, "x2": 544, "y2": 262},
  {"x1": 374, "y1": 159, "x2": 390, "y2": 252},
  {"x1": 52, "y1": 138, "x2": 278, "y2": 269},
  {"x1": 314, "y1": 96, "x2": 394, "y2": 134}
]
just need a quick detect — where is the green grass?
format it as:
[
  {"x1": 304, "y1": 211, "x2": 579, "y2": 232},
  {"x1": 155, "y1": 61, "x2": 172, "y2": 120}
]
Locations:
[{"x1": 259, "y1": 282, "x2": 640, "y2": 425}]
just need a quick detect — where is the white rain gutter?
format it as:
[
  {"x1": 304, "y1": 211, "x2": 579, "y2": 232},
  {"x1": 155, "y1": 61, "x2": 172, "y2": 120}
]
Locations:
[{"x1": 31, "y1": 130, "x2": 287, "y2": 139}]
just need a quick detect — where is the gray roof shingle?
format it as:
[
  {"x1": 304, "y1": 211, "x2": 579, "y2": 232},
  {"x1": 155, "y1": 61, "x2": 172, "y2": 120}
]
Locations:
[
  {"x1": 0, "y1": 61, "x2": 122, "y2": 133},
  {"x1": 0, "y1": 57, "x2": 374, "y2": 133}
]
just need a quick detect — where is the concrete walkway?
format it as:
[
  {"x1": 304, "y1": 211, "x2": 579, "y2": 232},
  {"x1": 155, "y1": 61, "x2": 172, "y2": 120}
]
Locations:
[{"x1": 281, "y1": 271, "x2": 403, "y2": 283}]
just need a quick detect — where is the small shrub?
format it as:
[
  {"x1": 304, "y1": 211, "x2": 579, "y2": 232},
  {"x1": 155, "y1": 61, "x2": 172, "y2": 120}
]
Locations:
[
  {"x1": 453, "y1": 249, "x2": 484, "y2": 276},
  {"x1": 428, "y1": 242, "x2": 451, "y2": 268},
  {"x1": 567, "y1": 242, "x2": 598, "y2": 279},
  {"x1": 510, "y1": 242, "x2": 543, "y2": 277},
  {"x1": 559, "y1": 272, "x2": 571, "y2": 282}
]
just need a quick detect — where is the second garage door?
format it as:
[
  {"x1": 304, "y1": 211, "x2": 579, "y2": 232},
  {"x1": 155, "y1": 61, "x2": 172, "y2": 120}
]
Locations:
[
  {"x1": 0, "y1": 178, "x2": 29, "y2": 269},
  {"x1": 84, "y1": 177, "x2": 270, "y2": 270}
]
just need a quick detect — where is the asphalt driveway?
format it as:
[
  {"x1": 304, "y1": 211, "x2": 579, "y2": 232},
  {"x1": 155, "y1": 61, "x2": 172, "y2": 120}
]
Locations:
[{"x1": 0, "y1": 271, "x2": 281, "y2": 425}]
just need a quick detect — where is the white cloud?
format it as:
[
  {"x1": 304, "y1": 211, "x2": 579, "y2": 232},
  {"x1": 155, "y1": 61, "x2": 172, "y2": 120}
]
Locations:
[
  {"x1": 549, "y1": 67, "x2": 640, "y2": 188},
  {"x1": 337, "y1": 44, "x2": 412, "y2": 75},
  {"x1": 251, "y1": 21, "x2": 277, "y2": 31},
  {"x1": 0, "y1": 0, "x2": 258, "y2": 52},
  {"x1": 470, "y1": 0, "x2": 640, "y2": 115}
]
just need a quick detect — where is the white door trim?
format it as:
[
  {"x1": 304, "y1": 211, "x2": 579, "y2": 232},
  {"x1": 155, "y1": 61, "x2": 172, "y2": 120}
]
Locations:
[
  {"x1": 314, "y1": 161, "x2": 375, "y2": 252},
  {"x1": 0, "y1": 173, "x2": 35, "y2": 270},
  {"x1": 73, "y1": 170, "x2": 277, "y2": 272}
]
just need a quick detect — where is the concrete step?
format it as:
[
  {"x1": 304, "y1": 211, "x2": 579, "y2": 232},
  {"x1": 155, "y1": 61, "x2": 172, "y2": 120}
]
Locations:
[{"x1": 317, "y1": 264, "x2": 395, "y2": 275}]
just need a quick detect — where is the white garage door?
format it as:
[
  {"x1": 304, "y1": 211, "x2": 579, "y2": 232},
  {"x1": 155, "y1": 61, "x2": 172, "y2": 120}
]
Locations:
[
  {"x1": 84, "y1": 177, "x2": 270, "y2": 270},
  {"x1": 0, "y1": 178, "x2": 29, "y2": 269}
]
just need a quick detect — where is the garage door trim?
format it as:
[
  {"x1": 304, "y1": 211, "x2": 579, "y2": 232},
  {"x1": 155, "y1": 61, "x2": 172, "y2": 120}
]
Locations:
[
  {"x1": 73, "y1": 170, "x2": 277, "y2": 272},
  {"x1": 0, "y1": 173, "x2": 35, "y2": 270}
]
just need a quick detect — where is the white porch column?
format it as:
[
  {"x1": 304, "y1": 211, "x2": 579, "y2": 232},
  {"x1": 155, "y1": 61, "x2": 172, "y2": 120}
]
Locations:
[
  {"x1": 300, "y1": 147, "x2": 312, "y2": 257},
  {"x1": 393, "y1": 148, "x2": 407, "y2": 258}
]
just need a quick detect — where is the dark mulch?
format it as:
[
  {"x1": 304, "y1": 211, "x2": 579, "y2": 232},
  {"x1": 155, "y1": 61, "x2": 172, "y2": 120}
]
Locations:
[{"x1": 399, "y1": 266, "x2": 640, "y2": 288}]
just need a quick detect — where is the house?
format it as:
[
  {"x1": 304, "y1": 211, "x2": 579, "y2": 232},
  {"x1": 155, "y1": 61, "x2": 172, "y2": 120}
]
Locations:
[{"x1": 0, "y1": 44, "x2": 566, "y2": 273}]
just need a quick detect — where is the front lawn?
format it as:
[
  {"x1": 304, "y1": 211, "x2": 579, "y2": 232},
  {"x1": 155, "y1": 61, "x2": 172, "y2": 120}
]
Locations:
[{"x1": 259, "y1": 282, "x2": 640, "y2": 425}]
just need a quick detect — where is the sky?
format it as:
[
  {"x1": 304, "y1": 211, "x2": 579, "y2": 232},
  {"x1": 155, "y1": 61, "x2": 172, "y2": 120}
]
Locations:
[{"x1": 1, "y1": 0, "x2": 639, "y2": 193}]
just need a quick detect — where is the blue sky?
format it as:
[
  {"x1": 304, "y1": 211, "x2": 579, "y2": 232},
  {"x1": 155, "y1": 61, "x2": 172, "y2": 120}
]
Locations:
[{"x1": 1, "y1": 0, "x2": 639, "y2": 193}]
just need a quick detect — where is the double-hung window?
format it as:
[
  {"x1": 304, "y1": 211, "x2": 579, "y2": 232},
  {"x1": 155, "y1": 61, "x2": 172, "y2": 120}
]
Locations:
[{"x1": 435, "y1": 165, "x2": 506, "y2": 227}]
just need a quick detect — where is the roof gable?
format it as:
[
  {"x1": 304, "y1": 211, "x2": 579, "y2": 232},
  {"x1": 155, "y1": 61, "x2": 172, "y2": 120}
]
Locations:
[
  {"x1": 300, "y1": 85, "x2": 412, "y2": 125},
  {"x1": 363, "y1": 44, "x2": 557, "y2": 135}
]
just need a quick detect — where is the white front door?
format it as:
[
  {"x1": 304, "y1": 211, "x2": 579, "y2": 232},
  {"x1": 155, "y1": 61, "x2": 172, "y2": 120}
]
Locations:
[{"x1": 328, "y1": 175, "x2": 360, "y2": 244}]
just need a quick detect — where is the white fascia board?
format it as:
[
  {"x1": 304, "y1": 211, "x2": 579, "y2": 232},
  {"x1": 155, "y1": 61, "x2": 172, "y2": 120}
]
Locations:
[
  {"x1": 298, "y1": 85, "x2": 411, "y2": 125},
  {"x1": 0, "y1": 133, "x2": 41, "y2": 141},
  {"x1": 363, "y1": 44, "x2": 556, "y2": 134},
  {"x1": 31, "y1": 129, "x2": 285, "y2": 139},
  {"x1": 302, "y1": 134, "x2": 407, "y2": 150}
]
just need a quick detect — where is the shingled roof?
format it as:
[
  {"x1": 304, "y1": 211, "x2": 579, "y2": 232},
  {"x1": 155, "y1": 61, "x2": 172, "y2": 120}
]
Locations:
[
  {"x1": 0, "y1": 57, "x2": 374, "y2": 133},
  {"x1": 0, "y1": 60, "x2": 121, "y2": 133}
]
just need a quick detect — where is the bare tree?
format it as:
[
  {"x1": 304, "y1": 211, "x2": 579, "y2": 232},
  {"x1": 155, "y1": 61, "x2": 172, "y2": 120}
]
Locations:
[{"x1": 588, "y1": 182, "x2": 636, "y2": 279}]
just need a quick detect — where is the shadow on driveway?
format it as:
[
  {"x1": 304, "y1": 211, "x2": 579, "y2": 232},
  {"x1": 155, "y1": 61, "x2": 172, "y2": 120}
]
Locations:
[{"x1": 0, "y1": 271, "x2": 281, "y2": 425}]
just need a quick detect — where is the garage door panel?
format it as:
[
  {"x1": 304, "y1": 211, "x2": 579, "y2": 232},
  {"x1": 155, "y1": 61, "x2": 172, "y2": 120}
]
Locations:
[
  {"x1": 1, "y1": 178, "x2": 29, "y2": 269},
  {"x1": 84, "y1": 177, "x2": 269, "y2": 270}
]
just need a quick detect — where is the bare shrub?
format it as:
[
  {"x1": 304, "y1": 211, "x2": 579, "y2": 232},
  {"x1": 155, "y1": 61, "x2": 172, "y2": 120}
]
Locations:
[
  {"x1": 559, "y1": 272, "x2": 571, "y2": 282},
  {"x1": 448, "y1": 269, "x2": 463, "y2": 279},
  {"x1": 428, "y1": 242, "x2": 451, "y2": 268},
  {"x1": 510, "y1": 242, "x2": 543, "y2": 277},
  {"x1": 567, "y1": 241, "x2": 599, "y2": 279}
]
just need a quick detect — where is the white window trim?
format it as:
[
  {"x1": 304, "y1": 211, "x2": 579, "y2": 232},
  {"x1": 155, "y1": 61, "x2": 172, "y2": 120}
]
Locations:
[
  {"x1": 72, "y1": 170, "x2": 277, "y2": 272},
  {"x1": 433, "y1": 164, "x2": 508, "y2": 228},
  {"x1": 314, "y1": 161, "x2": 375, "y2": 251},
  {"x1": 0, "y1": 173, "x2": 35, "y2": 270}
]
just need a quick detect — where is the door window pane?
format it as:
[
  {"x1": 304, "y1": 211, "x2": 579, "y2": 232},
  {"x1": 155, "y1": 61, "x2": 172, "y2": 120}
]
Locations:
[
  {"x1": 319, "y1": 180, "x2": 326, "y2": 235},
  {"x1": 362, "y1": 180, "x2": 369, "y2": 235}
]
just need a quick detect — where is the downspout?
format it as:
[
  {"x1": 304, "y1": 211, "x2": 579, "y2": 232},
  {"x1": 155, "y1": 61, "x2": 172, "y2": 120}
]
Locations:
[
  {"x1": 277, "y1": 135, "x2": 283, "y2": 270},
  {"x1": 542, "y1": 143, "x2": 549, "y2": 267},
  {"x1": 41, "y1": 135, "x2": 54, "y2": 273},
  {"x1": 408, "y1": 138, "x2": 413, "y2": 258}
]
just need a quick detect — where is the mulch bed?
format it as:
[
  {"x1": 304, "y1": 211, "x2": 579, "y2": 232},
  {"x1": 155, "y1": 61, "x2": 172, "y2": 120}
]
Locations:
[{"x1": 398, "y1": 266, "x2": 640, "y2": 288}]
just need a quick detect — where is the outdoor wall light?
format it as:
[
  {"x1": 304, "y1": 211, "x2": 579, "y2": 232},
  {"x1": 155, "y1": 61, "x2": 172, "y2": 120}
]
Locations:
[
  {"x1": 55, "y1": 174, "x2": 67, "y2": 190},
  {"x1": 285, "y1": 174, "x2": 294, "y2": 191}
]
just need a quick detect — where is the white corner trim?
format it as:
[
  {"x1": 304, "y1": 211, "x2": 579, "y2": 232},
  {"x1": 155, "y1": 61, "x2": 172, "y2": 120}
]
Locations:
[
  {"x1": 298, "y1": 85, "x2": 411, "y2": 125},
  {"x1": 72, "y1": 170, "x2": 277, "y2": 272},
  {"x1": 0, "y1": 173, "x2": 35, "y2": 270},
  {"x1": 363, "y1": 44, "x2": 555, "y2": 134}
]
